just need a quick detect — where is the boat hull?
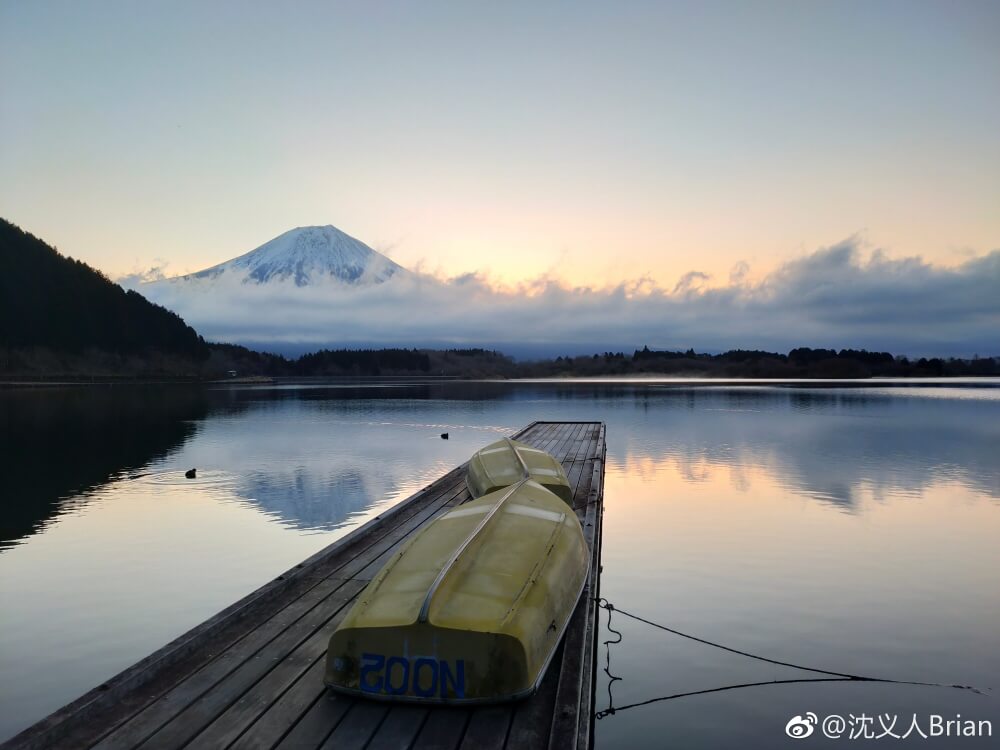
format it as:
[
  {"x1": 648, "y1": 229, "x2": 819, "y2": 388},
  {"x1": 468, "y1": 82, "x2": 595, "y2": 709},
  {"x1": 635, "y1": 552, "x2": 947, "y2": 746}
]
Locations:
[
  {"x1": 466, "y1": 438, "x2": 574, "y2": 505},
  {"x1": 325, "y1": 480, "x2": 589, "y2": 703}
]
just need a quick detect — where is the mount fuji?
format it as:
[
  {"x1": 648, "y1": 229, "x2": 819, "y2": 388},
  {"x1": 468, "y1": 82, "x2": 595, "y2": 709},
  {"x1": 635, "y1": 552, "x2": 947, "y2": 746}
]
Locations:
[
  {"x1": 150, "y1": 225, "x2": 409, "y2": 289},
  {"x1": 135, "y1": 224, "x2": 439, "y2": 354}
]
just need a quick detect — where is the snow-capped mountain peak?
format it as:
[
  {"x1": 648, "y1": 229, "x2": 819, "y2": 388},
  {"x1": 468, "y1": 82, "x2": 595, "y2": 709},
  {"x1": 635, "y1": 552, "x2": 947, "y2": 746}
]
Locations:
[{"x1": 170, "y1": 225, "x2": 406, "y2": 287}]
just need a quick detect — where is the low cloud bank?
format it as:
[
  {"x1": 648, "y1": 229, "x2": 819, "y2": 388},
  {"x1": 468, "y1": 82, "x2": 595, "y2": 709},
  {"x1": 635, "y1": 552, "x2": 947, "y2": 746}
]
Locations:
[
  {"x1": 130, "y1": 239, "x2": 1000, "y2": 358},
  {"x1": 117, "y1": 265, "x2": 169, "y2": 288}
]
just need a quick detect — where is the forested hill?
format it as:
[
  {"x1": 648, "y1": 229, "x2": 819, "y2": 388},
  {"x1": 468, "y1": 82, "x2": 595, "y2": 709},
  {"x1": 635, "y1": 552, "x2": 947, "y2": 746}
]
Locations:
[{"x1": 0, "y1": 219, "x2": 208, "y2": 366}]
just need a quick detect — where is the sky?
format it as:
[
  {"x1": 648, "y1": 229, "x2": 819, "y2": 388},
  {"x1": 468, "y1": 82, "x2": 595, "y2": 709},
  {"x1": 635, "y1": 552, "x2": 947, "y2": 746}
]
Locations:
[{"x1": 2, "y1": 1, "x2": 999, "y2": 355}]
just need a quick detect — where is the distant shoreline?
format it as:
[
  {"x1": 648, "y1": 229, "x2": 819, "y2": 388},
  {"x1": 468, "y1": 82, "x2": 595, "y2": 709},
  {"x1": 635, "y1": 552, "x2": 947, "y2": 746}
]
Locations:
[{"x1": 4, "y1": 373, "x2": 1000, "y2": 389}]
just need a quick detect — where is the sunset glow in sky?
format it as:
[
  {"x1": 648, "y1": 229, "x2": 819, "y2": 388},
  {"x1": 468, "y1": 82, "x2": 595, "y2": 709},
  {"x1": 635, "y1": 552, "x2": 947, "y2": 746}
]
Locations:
[{"x1": 2, "y1": 1, "x2": 998, "y2": 291}]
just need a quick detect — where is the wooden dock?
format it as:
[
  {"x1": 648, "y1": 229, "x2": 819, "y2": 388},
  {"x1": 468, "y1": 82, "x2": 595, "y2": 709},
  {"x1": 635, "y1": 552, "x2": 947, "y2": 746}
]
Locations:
[{"x1": 6, "y1": 421, "x2": 606, "y2": 750}]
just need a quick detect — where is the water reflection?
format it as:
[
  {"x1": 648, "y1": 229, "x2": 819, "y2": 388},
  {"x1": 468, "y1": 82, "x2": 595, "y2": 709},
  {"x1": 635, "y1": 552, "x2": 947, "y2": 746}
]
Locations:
[
  {"x1": 162, "y1": 394, "x2": 514, "y2": 530},
  {"x1": 596, "y1": 386, "x2": 1000, "y2": 510},
  {"x1": 0, "y1": 386, "x2": 208, "y2": 549},
  {"x1": 593, "y1": 464, "x2": 1000, "y2": 748},
  {"x1": 4, "y1": 380, "x2": 999, "y2": 547},
  {"x1": 4, "y1": 381, "x2": 998, "y2": 546},
  {"x1": 590, "y1": 386, "x2": 1000, "y2": 748},
  {"x1": 1, "y1": 380, "x2": 999, "y2": 746}
]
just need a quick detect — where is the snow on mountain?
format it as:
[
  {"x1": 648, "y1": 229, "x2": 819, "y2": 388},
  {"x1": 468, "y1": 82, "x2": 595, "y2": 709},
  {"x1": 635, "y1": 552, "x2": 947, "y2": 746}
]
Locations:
[{"x1": 153, "y1": 225, "x2": 407, "y2": 288}]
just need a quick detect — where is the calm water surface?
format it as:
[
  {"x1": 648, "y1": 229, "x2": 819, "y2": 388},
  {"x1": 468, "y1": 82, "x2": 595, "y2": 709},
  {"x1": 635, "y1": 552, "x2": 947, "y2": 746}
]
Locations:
[{"x1": 1, "y1": 380, "x2": 998, "y2": 746}]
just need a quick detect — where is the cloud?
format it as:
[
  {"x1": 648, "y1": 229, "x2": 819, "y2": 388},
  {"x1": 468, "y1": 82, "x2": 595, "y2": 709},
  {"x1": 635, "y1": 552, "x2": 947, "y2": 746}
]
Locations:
[
  {"x1": 672, "y1": 270, "x2": 711, "y2": 295},
  {"x1": 728, "y1": 260, "x2": 750, "y2": 286},
  {"x1": 117, "y1": 264, "x2": 170, "y2": 288},
  {"x1": 136, "y1": 238, "x2": 1000, "y2": 358}
]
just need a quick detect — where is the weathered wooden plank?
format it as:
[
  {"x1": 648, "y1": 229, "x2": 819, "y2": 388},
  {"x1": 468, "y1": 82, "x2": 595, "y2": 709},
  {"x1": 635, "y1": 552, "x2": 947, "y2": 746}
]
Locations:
[
  {"x1": 318, "y1": 701, "x2": 388, "y2": 749},
  {"x1": 565, "y1": 423, "x2": 605, "y2": 750},
  {"x1": 563, "y1": 459, "x2": 588, "y2": 508},
  {"x1": 180, "y1": 600, "x2": 360, "y2": 750},
  {"x1": 567, "y1": 425, "x2": 598, "y2": 514},
  {"x1": 227, "y1": 657, "x2": 328, "y2": 750},
  {"x1": 567, "y1": 425, "x2": 601, "y2": 512},
  {"x1": 550, "y1": 422, "x2": 587, "y2": 463},
  {"x1": 137, "y1": 579, "x2": 366, "y2": 750},
  {"x1": 576, "y1": 424, "x2": 606, "y2": 750},
  {"x1": 576, "y1": 423, "x2": 601, "y2": 466},
  {"x1": 527, "y1": 421, "x2": 558, "y2": 443},
  {"x1": 500, "y1": 642, "x2": 563, "y2": 750},
  {"x1": 365, "y1": 705, "x2": 429, "y2": 750},
  {"x1": 272, "y1": 692, "x2": 353, "y2": 750},
  {"x1": 411, "y1": 709, "x2": 470, "y2": 750},
  {"x1": 576, "y1": 450, "x2": 605, "y2": 750},
  {"x1": 565, "y1": 422, "x2": 597, "y2": 471},
  {"x1": 523, "y1": 422, "x2": 570, "y2": 460},
  {"x1": 547, "y1": 493, "x2": 601, "y2": 749},
  {"x1": 456, "y1": 706, "x2": 512, "y2": 750},
  {"x1": 564, "y1": 423, "x2": 595, "y2": 475}
]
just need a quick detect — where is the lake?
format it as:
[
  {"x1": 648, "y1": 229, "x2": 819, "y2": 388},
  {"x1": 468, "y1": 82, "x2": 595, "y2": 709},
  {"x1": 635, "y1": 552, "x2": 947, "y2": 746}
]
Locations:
[{"x1": 1, "y1": 379, "x2": 998, "y2": 747}]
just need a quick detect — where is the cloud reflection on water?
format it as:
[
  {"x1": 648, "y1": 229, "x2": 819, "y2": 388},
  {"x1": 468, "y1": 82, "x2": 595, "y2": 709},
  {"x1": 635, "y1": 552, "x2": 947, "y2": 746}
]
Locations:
[{"x1": 602, "y1": 385, "x2": 1000, "y2": 512}]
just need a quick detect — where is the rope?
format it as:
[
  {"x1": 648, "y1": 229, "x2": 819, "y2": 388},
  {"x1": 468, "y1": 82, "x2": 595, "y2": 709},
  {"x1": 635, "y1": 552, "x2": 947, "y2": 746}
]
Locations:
[
  {"x1": 597, "y1": 598, "x2": 862, "y2": 679},
  {"x1": 597, "y1": 678, "x2": 852, "y2": 719},
  {"x1": 600, "y1": 596, "x2": 623, "y2": 714},
  {"x1": 593, "y1": 598, "x2": 988, "y2": 720}
]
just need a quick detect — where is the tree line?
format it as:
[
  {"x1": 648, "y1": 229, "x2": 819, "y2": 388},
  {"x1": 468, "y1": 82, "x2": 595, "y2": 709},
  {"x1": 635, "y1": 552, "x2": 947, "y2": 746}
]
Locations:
[
  {"x1": 201, "y1": 344, "x2": 998, "y2": 379},
  {"x1": 544, "y1": 345, "x2": 998, "y2": 378}
]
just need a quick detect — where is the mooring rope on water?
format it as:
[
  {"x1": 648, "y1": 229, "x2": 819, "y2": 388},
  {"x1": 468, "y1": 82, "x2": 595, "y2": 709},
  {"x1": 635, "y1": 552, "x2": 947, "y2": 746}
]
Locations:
[
  {"x1": 592, "y1": 598, "x2": 989, "y2": 720},
  {"x1": 599, "y1": 596, "x2": 624, "y2": 716}
]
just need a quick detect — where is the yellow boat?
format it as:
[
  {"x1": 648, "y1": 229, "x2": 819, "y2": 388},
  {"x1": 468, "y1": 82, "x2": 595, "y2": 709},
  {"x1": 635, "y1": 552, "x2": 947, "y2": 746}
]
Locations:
[
  {"x1": 466, "y1": 437, "x2": 574, "y2": 504},
  {"x1": 324, "y1": 469, "x2": 588, "y2": 703}
]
